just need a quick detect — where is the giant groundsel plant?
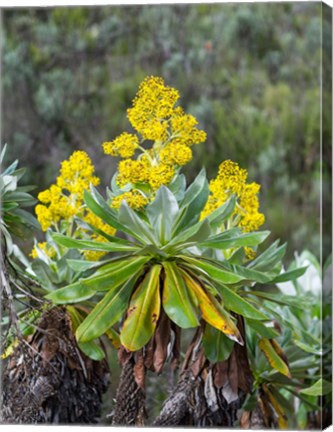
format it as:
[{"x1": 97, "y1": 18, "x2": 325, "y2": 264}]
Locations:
[{"x1": 46, "y1": 168, "x2": 306, "y2": 370}]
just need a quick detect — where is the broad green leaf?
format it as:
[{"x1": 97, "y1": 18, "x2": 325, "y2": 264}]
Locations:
[
  {"x1": 271, "y1": 267, "x2": 307, "y2": 283},
  {"x1": 84, "y1": 187, "x2": 129, "y2": 233},
  {"x1": 220, "y1": 261, "x2": 273, "y2": 284},
  {"x1": 162, "y1": 262, "x2": 199, "y2": 328},
  {"x1": 147, "y1": 186, "x2": 179, "y2": 244},
  {"x1": 78, "y1": 340, "x2": 105, "y2": 361},
  {"x1": 166, "y1": 219, "x2": 211, "y2": 250},
  {"x1": 181, "y1": 270, "x2": 242, "y2": 344},
  {"x1": 203, "y1": 324, "x2": 235, "y2": 363},
  {"x1": 249, "y1": 241, "x2": 287, "y2": 271},
  {"x1": 76, "y1": 276, "x2": 138, "y2": 342},
  {"x1": 199, "y1": 230, "x2": 270, "y2": 250},
  {"x1": 215, "y1": 284, "x2": 268, "y2": 320},
  {"x1": 245, "y1": 318, "x2": 280, "y2": 339},
  {"x1": 300, "y1": 379, "x2": 331, "y2": 396},
  {"x1": 205, "y1": 195, "x2": 237, "y2": 228},
  {"x1": 120, "y1": 265, "x2": 162, "y2": 351},
  {"x1": 45, "y1": 282, "x2": 97, "y2": 304},
  {"x1": 66, "y1": 255, "x2": 132, "y2": 273},
  {"x1": 66, "y1": 259, "x2": 109, "y2": 272},
  {"x1": 80, "y1": 256, "x2": 150, "y2": 291},
  {"x1": 52, "y1": 233, "x2": 139, "y2": 252},
  {"x1": 173, "y1": 169, "x2": 209, "y2": 235},
  {"x1": 259, "y1": 338, "x2": 291, "y2": 377},
  {"x1": 167, "y1": 173, "x2": 186, "y2": 200},
  {"x1": 180, "y1": 255, "x2": 246, "y2": 284},
  {"x1": 293, "y1": 340, "x2": 322, "y2": 356},
  {"x1": 74, "y1": 216, "x2": 133, "y2": 244},
  {"x1": 119, "y1": 201, "x2": 157, "y2": 244},
  {"x1": 244, "y1": 290, "x2": 310, "y2": 309}
]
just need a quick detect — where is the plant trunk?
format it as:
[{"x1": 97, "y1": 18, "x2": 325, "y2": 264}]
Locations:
[
  {"x1": 1, "y1": 307, "x2": 109, "y2": 424},
  {"x1": 154, "y1": 316, "x2": 253, "y2": 427}
]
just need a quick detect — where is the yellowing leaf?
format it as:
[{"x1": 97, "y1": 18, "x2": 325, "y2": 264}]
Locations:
[
  {"x1": 264, "y1": 385, "x2": 288, "y2": 429},
  {"x1": 259, "y1": 338, "x2": 291, "y2": 378},
  {"x1": 181, "y1": 270, "x2": 243, "y2": 345},
  {"x1": 105, "y1": 327, "x2": 121, "y2": 349}
]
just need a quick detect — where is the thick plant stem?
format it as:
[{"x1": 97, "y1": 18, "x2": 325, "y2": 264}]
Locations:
[
  {"x1": 153, "y1": 368, "x2": 197, "y2": 426},
  {"x1": 112, "y1": 358, "x2": 146, "y2": 426}
]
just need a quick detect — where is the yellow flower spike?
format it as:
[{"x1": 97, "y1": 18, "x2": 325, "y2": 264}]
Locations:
[
  {"x1": 201, "y1": 159, "x2": 265, "y2": 234},
  {"x1": 127, "y1": 76, "x2": 179, "y2": 139},
  {"x1": 35, "y1": 150, "x2": 101, "y2": 231},
  {"x1": 103, "y1": 132, "x2": 139, "y2": 158}
]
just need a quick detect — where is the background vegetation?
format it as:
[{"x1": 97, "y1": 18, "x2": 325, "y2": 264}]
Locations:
[{"x1": 2, "y1": 2, "x2": 329, "y2": 260}]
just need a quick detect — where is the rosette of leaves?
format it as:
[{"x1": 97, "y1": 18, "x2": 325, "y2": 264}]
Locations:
[
  {"x1": 240, "y1": 251, "x2": 331, "y2": 429},
  {"x1": 0, "y1": 144, "x2": 39, "y2": 254},
  {"x1": 46, "y1": 169, "x2": 306, "y2": 368}
]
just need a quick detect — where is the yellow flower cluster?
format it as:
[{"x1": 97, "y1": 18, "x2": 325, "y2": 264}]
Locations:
[
  {"x1": 117, "y1": 159, "x2": 150, "y2": 187},
  {"x1": 102, "y1": 76, "x2": 206, "y2": 209},
  {"x1": 112, "y1": 190, "x2": 149, "y2": 210},
  {"x1": 103, "y1": 133, "x2": 139, "y2": 158},
  {"x1": 33, "y1": 151, "x2": 116, "y2": 262},
  {"x1": 160, "y1": 143, "x2": 192, "y2": 166},
  {"x1": 36, "y1": 151, "x2": 100, "y2": 231},
  {"x1": 202, "y1": 160, "x2": 265, "y2": 258},
  {"x1": 127, "y1": 76, "x2": 179, "y2": 141},
  {"x1": 170, "y1": 107, "x2": 207, "y2": 147},
  {"x1": 30, "y1": 242, "x2": 56, "y2": 259}
]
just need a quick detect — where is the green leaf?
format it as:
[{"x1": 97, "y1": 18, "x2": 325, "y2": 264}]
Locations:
[
  {"x1": 259, "y1": 338, "x2": 291, "y2": 377},
  {"x1": 215, "y1": 284, "x2": 268, "y2": 320},
  {"x1": 173, "y1": 168, "x2": 209, "y2": 235},
  {"x1": 118, "y1": 201, "x2": 157, "y2": 244},
  {"x1": 76, "y1": 275, "x2": 138, "y2": 342},
  {"x1": 78, "y1": 340, "x2": 105, "y2": 361},
  {"x1": 167, "y1": 173, "x2": 186, "y2": 200},
  {"x1": 80, "y1": 256, "x2": 150, "y2": 291},
  {"x1": 205, "y1": 195, "x2": 237, "y2": 228},
  {"x1": 166, "y1": 219, "x2": 211, "y2": 250},
  {"x1": 200, "y1": 230, "x2": 270, "y2": 250},
  {"x1": 84, "y1": 187, "x2": 129, "y2": 233},
  {"x1": 244, "y1": 290, "x2": 310, "y2": 308},
  {"x1": 299, "y1": 379, "x2": 331, "y2": 396},
  {"x1": 271, "y1": 267, "x2": 307, "y2": 283},
  {"x1": 45, "y1": 282, "x2": 97, "y2": 304},
  {"x1": 146, "y1": 186, "x2": 179, "y2": 244},
  {"x1": 52, "y1": 233, "x2": 139, "y2": 252},
  {"x1": 249, "y1": 241, "x2": 287, "y2": 271},
  {"x1": 245, "y1": 318, "x2": 280, "y2": 339},
  {"x1": 220, "y1": 261, "x2": 273, "y2": 284},
  {"x1": 203, "y1": 324, "x2": 235, "y2": 363},
  {"x1": 180, "y1": 255, "x2": 246, "y2": 284},
  {"x1": 162, "y1": 261, "x2": 199, "y2": 329},
  {"x1": 66, "y1": 259, "x2": 109, "y2": 272},
  {"x1": 120, "y1": 265, "x2": 162, "y2": 351}
]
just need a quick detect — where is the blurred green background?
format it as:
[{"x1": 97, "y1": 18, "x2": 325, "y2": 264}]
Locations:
[{"x1": 2, "y1": 2, "x2": 330, "y2": 260}]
